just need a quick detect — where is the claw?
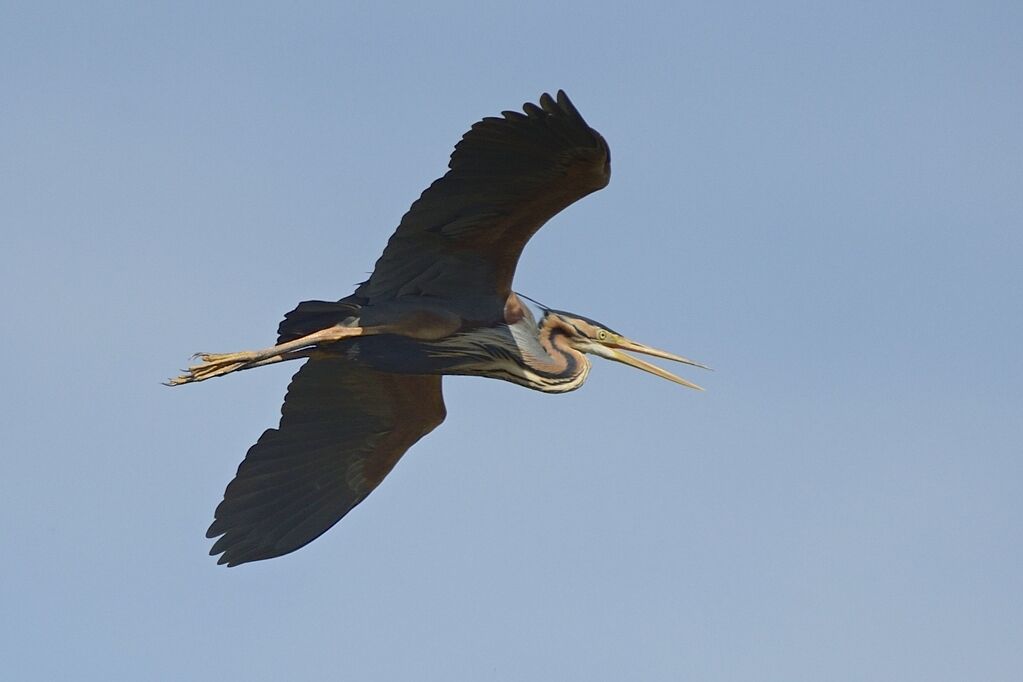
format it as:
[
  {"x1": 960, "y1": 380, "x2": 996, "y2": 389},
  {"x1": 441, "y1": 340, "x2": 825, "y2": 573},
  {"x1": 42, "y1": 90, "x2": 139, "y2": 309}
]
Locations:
[{"x1": 168, "y1": 353, "x2": 248, "y2": 386}]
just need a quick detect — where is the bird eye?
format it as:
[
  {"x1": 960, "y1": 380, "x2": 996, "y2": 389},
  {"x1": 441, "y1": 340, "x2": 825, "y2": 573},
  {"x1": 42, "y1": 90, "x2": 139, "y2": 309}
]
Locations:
[{"x1": 597, "y1": 330, "x2": 608, "y2": 341}]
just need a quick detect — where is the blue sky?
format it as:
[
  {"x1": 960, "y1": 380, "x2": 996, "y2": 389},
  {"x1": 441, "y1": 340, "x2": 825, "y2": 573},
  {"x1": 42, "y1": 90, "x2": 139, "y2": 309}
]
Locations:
[{"x1": 2, "y1": 2, "x2": 1021, "y2": 679}]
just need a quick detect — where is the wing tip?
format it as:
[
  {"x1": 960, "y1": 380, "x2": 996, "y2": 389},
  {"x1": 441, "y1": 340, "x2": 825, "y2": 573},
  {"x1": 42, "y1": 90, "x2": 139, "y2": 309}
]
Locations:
[
  {"x1": 208, "y1": 534, "x2": 275, "y2": 567},
  {"x1": 535, "y1": 89, "x2": 582, "y2": 122},
  {"x1": 555, "y1": 90, "x2": 582, "y2": 119}
]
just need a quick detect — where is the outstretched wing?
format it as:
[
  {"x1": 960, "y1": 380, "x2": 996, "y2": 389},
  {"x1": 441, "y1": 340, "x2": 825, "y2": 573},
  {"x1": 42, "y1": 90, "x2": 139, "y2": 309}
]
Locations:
[
  {"x1": 355, "y1": 90, "x2": 611, "y2": 312},
  {"x1": 207, "y1": 357, "x2": 446, "y2": 566}
]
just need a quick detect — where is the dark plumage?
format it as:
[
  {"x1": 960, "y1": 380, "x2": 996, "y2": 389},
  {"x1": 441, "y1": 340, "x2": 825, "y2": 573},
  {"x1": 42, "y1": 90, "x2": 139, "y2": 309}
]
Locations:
[{"x1": 171, "y1": 91, "x2": 706, "y2": 566}]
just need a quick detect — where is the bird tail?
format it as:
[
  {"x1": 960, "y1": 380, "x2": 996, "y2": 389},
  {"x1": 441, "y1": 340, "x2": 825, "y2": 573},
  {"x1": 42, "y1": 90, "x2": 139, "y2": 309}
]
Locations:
[{"x1": 276, "y1": 297, "x2": 364, "y2": 343}]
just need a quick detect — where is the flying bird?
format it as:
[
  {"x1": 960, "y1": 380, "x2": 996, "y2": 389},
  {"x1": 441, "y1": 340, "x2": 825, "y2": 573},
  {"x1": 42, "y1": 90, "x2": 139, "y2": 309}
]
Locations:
[{"x1": 170, "y1": 90, "x2": 708, "y2": 566}]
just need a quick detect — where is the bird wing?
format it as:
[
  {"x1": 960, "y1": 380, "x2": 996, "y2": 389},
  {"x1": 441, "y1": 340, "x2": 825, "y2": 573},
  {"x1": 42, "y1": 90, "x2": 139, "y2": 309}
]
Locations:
[
  {"x1": 355, "y1": 90, "x2": 610, "y2": 313},
  {"x1": 206, "y1": 357, "x2": 446, "y2": 566}
]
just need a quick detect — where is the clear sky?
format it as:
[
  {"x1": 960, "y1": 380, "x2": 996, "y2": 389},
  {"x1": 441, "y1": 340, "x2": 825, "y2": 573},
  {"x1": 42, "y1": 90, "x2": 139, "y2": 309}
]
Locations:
[{"x1": 2, "y1": 2, "x2": 1021, "y2": 680}]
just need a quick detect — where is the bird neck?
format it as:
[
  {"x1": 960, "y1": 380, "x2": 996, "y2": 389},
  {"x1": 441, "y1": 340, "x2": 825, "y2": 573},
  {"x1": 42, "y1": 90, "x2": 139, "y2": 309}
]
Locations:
[{"x1": 520, "y1": 313, "x2": 590, "y2": 393}]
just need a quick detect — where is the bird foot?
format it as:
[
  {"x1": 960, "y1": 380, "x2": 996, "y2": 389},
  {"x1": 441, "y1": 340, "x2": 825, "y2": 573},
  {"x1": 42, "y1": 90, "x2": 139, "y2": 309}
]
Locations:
[{"x1": 166, "y1": 351, "x2": 256, "y2": 385}]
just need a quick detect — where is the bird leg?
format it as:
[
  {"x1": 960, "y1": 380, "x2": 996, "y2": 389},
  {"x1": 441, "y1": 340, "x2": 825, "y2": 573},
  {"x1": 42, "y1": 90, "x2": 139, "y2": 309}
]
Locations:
[{"x1": 167, "y1": 324, "x2": 366, "y2": 386}]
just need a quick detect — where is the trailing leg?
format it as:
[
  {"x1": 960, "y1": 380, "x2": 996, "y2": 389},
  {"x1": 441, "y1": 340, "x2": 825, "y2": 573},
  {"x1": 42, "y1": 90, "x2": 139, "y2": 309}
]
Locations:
[{"x1": 167, "y1": 324, "x2": 365, "y2": 385}]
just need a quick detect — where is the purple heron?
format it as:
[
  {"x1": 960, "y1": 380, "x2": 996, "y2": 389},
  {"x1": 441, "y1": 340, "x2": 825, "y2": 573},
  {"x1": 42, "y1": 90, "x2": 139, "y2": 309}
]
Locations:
[{"x1": 170, "y1": 91, "x2": 708, "y2": 566}]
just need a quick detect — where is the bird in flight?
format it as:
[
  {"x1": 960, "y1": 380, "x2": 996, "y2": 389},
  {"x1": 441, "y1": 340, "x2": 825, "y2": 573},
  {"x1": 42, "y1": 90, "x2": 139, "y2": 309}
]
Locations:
[{"x1": 170, "y1": 90, "x2": 708, "y2": 566}]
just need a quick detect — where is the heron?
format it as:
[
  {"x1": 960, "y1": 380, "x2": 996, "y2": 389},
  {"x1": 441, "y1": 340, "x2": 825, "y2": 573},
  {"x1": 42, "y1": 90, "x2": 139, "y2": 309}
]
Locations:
[{"x1": 170, "y1": 90, "x2": 708, "y2": 566}]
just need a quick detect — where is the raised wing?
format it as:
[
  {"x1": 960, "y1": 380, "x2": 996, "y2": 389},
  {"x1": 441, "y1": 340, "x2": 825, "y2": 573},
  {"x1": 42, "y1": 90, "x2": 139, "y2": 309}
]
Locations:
[
  {"x1": 206, "y1": 357, "x2": 445, "y2": 566},
  {"x1": 355, "y1": 90, "x2": 610, "y2": 314}
]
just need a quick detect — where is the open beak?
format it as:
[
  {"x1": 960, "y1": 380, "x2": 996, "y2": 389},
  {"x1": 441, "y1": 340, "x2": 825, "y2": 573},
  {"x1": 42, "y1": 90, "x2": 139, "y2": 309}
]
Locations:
[{"x1": 600, "y1": 337, "x2": 709, "y2": 391}]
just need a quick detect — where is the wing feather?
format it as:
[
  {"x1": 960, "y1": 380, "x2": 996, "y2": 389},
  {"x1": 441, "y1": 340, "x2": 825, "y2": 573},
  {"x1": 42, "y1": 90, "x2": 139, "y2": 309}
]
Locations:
[
  {"x1": 206, "y1": 357, "x2": 446, "y2": 566},
  {"x1": 355, "y1": 90, "x2": 610, "y2": 315}
]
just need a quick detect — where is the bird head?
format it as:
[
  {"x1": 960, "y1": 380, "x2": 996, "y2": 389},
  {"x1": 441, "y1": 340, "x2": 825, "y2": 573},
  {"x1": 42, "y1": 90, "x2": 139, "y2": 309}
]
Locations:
[{"x1": 542, "y1": 309, "x2": 709, "y2": 390}]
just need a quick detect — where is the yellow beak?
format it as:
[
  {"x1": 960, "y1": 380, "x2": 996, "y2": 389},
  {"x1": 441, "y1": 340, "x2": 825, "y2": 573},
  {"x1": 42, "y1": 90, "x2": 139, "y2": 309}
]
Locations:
[{"x1": 601, "y1": 337, "x2": 709, "y2": 391}]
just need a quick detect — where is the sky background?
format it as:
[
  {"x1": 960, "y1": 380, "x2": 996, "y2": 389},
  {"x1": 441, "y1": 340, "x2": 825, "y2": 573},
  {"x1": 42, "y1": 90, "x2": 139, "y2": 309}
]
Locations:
[{"x1": 2, "y1": 2, "x2": 1021, "y2": 680}]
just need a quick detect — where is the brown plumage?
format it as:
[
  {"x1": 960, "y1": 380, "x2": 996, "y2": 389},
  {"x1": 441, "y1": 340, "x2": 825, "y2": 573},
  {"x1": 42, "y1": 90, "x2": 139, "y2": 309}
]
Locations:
[{"x1": 171, "y1": 91, "x2": 706, "y2": 567}]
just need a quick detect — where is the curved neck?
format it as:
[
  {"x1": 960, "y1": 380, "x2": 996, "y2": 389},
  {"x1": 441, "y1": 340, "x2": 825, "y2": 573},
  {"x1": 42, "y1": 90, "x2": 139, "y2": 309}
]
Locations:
[
  {"x1": 410, "y1": 313, "x2": 590, "y2": 393},
  {"x1": 520, "y1": 313, "x2": 590, "y2": 393}
]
